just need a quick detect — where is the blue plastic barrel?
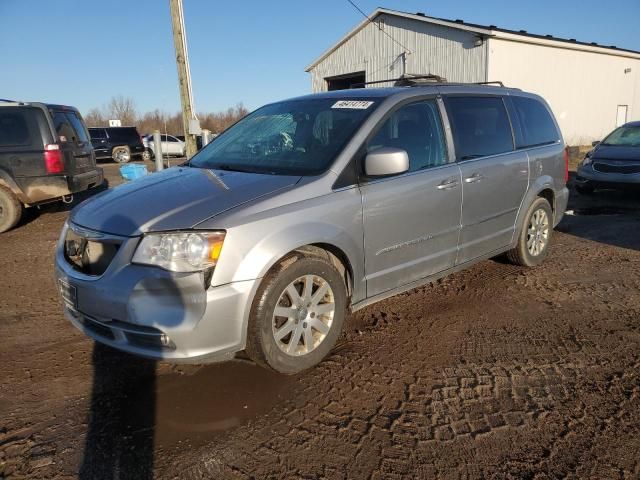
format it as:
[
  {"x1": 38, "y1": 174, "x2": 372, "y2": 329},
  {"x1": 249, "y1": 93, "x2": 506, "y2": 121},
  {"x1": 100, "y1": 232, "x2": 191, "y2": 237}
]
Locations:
[{"x1": 119, "y1": 164, "x2": 149, "y2": 181}]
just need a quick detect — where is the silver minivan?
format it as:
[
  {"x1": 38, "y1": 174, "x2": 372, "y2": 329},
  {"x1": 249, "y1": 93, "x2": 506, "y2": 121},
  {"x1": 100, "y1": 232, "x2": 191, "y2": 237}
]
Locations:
[{"x1": 55, "y1": 85, "x2": 569, "y2": 374}]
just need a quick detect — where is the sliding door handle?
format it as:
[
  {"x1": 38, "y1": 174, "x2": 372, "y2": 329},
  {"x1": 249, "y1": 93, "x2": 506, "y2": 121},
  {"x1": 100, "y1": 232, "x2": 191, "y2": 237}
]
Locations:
[
  {"x1": 464, "y1": 173, "x2": 485, "y2": 183},
  {"x1": 437, "y1": 179, "x2": 459, "y2": 190}
]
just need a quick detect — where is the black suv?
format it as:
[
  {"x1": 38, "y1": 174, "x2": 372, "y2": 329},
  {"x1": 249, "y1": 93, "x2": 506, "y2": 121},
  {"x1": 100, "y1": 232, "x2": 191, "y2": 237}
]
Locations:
[
  {"x1": 0, "y1": 101, "x2": 104, "y2": 232},
  {"x1": 89, "y1": 126, "x2": 145, "y2": 163}
]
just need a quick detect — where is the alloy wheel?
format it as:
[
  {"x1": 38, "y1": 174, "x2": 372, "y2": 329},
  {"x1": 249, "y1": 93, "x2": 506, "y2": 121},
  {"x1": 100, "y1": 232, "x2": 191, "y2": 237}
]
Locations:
[
  {"x1": 527, "y1": 208, "x2": 550, "y2": 256},
  {"x1": 272, "y1": 274, "x2": 335, "y2": 356}
]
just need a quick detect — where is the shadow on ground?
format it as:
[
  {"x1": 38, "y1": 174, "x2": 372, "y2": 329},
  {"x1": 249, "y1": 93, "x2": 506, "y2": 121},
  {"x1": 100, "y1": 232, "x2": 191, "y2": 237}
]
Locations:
[
  {"x1": 79, "y1": 344, "x2": 292, "y2": 479},
  {"x1": 557, "y1": 173, "x2": 640, "y2": 251},
  {"x1": 80, "y1": 343, "x2": 156, "y2": 480}
]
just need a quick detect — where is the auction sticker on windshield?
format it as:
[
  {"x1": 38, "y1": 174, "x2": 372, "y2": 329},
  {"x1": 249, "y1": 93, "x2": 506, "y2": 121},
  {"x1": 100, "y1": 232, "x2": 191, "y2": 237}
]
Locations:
[{"x1": 332, "y1": 100, "x2": 374, "y2": 109}]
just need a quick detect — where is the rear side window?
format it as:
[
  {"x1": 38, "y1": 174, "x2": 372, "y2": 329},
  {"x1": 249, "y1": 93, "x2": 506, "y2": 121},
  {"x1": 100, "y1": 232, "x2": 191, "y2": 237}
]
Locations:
[
  {"x1": 108, "y1": 127, "x2": 139, "y2": 143},
  {"x1": 511, "y1": 97, "x2": 559, "y2": 148},
  {"x1": 0, "y1": 111, "x2": 31, "y2": 146},
  {"x1": 89, "y1": 128, "x2": 106, "y2": 140},
  {"x1": 445, "y1": 96, "x2": 514, "y2": 160},
  {"x1": 52, "y1": 111, "x2": 89, "y2": 144}
]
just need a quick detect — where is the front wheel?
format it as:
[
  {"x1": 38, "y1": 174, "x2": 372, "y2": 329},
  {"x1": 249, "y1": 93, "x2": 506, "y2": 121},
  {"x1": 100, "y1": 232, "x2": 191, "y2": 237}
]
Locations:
[
  {"x1": 506, "y1": 197, "x2": 553, "y2": 267},
  {"x1": 245, "y1": 250, "x2": 347, "y2": 374},
  {"x1": 141, "y1": 149, "x2": 152, "y2": 162}
]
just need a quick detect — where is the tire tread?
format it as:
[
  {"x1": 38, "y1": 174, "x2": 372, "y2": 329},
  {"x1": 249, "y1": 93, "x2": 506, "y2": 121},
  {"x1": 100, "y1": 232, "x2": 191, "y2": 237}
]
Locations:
[{"x1": 0, "y1": 185, "x2": 22, "y2": 233}]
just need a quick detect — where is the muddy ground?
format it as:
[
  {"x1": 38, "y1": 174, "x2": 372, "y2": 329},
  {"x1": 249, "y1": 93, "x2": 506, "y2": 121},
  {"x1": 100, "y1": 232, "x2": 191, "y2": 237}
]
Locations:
[{"x1": 1, "y1": 162, "x2": 639, "y2": 479}]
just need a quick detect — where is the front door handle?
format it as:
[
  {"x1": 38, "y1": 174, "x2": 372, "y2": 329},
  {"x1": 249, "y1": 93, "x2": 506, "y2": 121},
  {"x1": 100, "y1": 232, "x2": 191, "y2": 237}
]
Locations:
[
  {"x1": 464, "y1": 173, "x2": 485, "y2": 183},
  {"x1": 437, "y1": 178, "x2": 459, "y2": 190}
]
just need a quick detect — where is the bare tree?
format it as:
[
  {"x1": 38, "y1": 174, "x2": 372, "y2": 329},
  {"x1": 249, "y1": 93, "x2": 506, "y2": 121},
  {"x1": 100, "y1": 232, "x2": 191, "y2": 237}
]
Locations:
[
  {"x1": 105, "y1": 95, "x2": 137, "y2": 126},
  {"x1": 83, "y1": 100, "x2": 248, "y2": 135},
  {"x1": 83, "y1": 108, "x2": 105, "y2": 127}
]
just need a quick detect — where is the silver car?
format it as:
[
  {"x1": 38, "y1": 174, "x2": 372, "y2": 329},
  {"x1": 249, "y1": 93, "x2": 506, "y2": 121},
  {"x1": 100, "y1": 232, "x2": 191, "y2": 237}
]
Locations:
[
  {"x1": 143, "y1": 133, "x2": 185, "y2": 159},
  {"x1": 55, "y1": 85, "x2": 569, "y2": 373}
]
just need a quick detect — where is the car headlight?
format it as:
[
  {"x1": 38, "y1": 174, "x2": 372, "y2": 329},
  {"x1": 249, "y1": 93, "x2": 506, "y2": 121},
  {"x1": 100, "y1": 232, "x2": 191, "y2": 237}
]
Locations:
[
  {"x1": 132, "y1": 231, "x2": 225, "y2": 272},
  {"x1": 581, "y1": 156, "x2": 592, "y2": 167}
]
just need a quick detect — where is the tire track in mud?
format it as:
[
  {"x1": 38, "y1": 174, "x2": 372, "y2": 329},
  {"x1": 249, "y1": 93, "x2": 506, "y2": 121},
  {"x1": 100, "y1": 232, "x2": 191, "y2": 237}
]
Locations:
[{"x1": 2, "y1": 196, "x2": 640, "y2": 479}]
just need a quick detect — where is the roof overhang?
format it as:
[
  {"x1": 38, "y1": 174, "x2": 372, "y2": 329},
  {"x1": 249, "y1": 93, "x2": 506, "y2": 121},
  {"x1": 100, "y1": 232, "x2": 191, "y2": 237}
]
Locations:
[{"x1": 305, "y1": 7, "x2": 640, "y2": 72}]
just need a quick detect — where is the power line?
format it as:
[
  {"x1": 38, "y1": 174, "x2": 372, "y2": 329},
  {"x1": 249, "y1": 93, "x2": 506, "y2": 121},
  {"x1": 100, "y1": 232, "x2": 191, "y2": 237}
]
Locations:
[{"x1": 345, "y1": 0, "x2": 412, "y2": 54}]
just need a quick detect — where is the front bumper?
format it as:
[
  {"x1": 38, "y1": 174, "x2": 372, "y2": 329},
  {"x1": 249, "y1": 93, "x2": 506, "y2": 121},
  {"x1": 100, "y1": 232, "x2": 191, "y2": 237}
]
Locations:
[
  {"x1": 54, "y1": 223, "x2": 258, "y2": 363},
  {"x1": 576, "y1": 165, "x2": 640, "y2": 187}
]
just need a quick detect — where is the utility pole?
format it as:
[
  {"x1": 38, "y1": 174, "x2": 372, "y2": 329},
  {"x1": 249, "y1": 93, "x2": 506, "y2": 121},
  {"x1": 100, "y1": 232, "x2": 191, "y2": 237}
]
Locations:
[{"x1": 169, "y1": 0, "x2": 198, "y2": 159}]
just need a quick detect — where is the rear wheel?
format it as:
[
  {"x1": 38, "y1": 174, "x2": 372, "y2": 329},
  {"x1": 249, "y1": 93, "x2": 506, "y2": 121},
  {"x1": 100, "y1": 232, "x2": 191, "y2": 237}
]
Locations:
[
  {"x1": 506, "y1": 197, "x2": 552, "y2": 267},
  {"x1": 112, "y1": 146, "x2": 131, "y2": 163},
  {"x1": 245, "y1": 250, "x2": 347, "y2": 374},
  {"x1": 0, "y1": 186, "x2": 23, "y2": 233}
]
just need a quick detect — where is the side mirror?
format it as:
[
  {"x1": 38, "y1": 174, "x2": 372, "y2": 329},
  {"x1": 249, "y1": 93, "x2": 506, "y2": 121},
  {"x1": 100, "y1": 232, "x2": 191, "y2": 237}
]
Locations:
[
  {"x1": 592, "y1": 140, "x2": 600, "y2": 147},
  {"x1": 364, "y1": 147, "x2": 409, "y2": 177}
]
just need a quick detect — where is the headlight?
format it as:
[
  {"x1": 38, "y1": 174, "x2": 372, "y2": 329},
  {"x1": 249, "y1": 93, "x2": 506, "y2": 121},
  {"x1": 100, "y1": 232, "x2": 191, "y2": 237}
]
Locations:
[
  {"x1": 581, "y1": 157, "x2": 592, "y2": 167},
  {"x1": 132, "y1": 231, "x2": 225, "y2": 272}
]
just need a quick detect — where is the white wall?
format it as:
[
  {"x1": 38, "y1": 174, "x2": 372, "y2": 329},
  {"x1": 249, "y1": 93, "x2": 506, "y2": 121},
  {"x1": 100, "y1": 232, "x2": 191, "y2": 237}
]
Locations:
[
  {"x1": 488, "y1": 37, "x2": 640, "y2": 145},
  {"x1": 309, "y1": 14, "x2": 487, "y2": 92}
]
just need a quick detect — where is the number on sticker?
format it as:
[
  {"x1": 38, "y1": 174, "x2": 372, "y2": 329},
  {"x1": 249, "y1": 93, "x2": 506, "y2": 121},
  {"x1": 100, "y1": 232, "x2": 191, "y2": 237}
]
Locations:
[{"x1": 331, "y1": 100, "x2": 374, "y2": 110}]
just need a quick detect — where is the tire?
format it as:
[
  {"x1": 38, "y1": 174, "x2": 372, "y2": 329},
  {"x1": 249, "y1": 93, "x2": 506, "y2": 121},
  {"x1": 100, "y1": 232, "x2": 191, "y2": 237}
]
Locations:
[
  {"x1": 575, "y1": 183, "x2": 594, "y2": 195},
  {"x1": 0, "y1": 185, "x2": 23, "y2": 233},
  {"x1": 245, "y1": 249, "x2": 347, "y2": 374},
  {"x1": 112, "y1": 146, "x2": 131, "y2": 163},
  {"x1": 506, "y1": 197, "x2": 553, "y2": 267},
  {"x1": 141, "y1": 149, "x2": 152, "y2": 162}
]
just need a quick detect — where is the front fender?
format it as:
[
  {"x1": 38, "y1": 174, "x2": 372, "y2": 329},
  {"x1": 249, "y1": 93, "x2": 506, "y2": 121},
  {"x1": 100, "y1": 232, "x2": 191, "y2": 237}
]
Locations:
[{"x1": 209, "y1": 188, "x2": 366, "y2": 303}]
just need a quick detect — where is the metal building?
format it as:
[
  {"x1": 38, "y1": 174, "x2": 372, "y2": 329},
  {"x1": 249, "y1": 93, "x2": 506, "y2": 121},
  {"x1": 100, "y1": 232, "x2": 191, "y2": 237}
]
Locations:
[{"x1": 305, "y1": 8, "x2": 640, "y2": 145}]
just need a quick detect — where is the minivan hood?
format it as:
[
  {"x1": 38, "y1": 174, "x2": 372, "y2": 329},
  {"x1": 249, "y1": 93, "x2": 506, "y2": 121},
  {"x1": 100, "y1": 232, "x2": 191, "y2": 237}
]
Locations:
[
  {"x1": 70, "y1": 167, "x2": 301, "y2": 236},
  {"x1": 592, "y1": 145, "x2": 640, "y2": 161}
]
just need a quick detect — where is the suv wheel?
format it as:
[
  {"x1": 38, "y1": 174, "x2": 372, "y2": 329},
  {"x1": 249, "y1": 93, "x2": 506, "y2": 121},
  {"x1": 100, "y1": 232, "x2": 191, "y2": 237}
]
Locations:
[
  {"x1": 245, "y1": 250, "x2": 347, "y2": 374},
  {"x1": 141, "y1": 149, "x2": 152, "y2": 162},
  {"x1": 112, "y1": 146, "x2": 131, "y2": 163},
  {"x1": 506, "y1": 197, "x2": 553, "y2": 267},
  {"x1": 0, "y1": 186, "x2": 23, "y2": 233}
]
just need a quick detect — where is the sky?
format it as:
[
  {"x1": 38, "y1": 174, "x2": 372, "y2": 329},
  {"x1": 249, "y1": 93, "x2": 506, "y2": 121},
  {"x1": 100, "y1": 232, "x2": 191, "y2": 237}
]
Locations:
[{"x1": 1, "y1": 0, "x2": 638, "y2": 116}]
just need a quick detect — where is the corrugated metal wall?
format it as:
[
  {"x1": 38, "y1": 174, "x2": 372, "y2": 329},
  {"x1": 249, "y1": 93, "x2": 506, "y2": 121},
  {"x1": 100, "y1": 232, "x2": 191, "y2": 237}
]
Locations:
[{"x1": 309, "y1": 14, "x2": 487, "y2": 91}]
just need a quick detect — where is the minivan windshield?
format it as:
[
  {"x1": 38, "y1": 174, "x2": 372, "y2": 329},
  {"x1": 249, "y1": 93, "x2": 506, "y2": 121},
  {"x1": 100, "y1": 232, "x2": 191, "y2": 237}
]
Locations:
[
  {"x1": 190, "y1": 98, "x2": 378, "y2": 175},
  {"x1": 601, "y1": 125, "x2": 640, "y2": 147}
]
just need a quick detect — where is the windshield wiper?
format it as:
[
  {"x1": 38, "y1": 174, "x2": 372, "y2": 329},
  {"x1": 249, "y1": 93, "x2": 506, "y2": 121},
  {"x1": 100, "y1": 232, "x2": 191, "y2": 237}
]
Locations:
[
  {"x1": 461, "y1": 154, "x2": 483, "y2": 160},
  {"x1": 214, "y1": 164, "x2": 280, "y2": 175},
  {"x1": 214, "y1": 164, "x2": 259, "y2": 173}
]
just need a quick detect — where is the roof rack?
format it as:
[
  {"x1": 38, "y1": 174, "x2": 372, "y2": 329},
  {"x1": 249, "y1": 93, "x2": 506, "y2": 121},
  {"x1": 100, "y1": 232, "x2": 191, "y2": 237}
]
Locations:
[
  {"x1": 475, "y1": 81, "x2": 505, "y2": 87},
  {"x1": 350, "y1": 74, "x2": 508, "y2": 89},
  {"x1": 351, "y1": 74, "x2": 447, "y2": 88}
]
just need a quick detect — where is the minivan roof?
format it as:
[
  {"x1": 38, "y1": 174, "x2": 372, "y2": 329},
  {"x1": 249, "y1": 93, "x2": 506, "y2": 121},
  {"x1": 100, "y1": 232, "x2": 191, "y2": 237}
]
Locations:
[{"x1": 285, "y1": 83, "x2": 525, "y2": 103}]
